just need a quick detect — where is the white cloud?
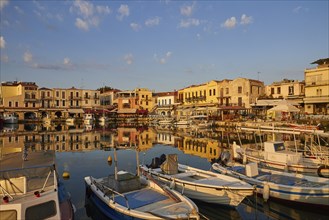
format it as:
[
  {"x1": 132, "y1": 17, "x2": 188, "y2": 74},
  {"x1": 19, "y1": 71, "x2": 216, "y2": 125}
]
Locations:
[
  {"x1": 179, "y1": 18, "x2": 200, "y2": 28},
  {"x1": 180, "y1": 3, "x2": 195, "y2": 16},
  {"x1": 130, "y1": 23, "x2": 141, "y2": 31},
  {"x1": 23, "y1": 51, "x2": 33, "y2": 63},
  {"x1": 145, "y1": 17, "x2": 160, "y2": 27},
  {"x1": 221, "y1": 17, "x2": 237, "y2": 29},
  {"x1": 293, "y1": 6, "x2": 302, "y2": 13},
  {"x1": 240, "y1": 14, "x2": 253, "y2": 25},
  {"x1": 72, "y1": 0, "x2": 94, "y2": 17},
  {"x1": 63, "y1": 57, "x2": 71, "y2": 65},
  {"x1": 117, "y1": 4, "x2": 129, "y2": 20},
  {"x1": 124, "y1": 53, "x2": 134, "y2": 65},
  {"x1": 0, "y1": 36, "x2": 5, "y2": 48},
  {"x1": 0, "y1": 0, "x2": 9, "y2": 11},
  {"x1": 75, "y1": 18, "x2": 89, "y2": 31},
  {"x1": 71, "y1": 0, "x2": 111, "y2": 31},
  {"x1": 14, "y1": 6, "x2": 24, "y2": 14},
  {"x1": 33, "y1": 0, "x2": 45, "y2": 11},
  {"x1": 96, "y1": 5, "x2": 111, "y2": 14},
  {"x1": 154, "y1": 51, "x2": 172, "y2": 64}
]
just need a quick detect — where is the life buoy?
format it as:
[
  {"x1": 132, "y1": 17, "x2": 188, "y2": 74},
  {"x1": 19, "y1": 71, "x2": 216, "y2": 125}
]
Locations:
[{"x1": 317, "y1": 165, "x2": 329, "y2": 178}]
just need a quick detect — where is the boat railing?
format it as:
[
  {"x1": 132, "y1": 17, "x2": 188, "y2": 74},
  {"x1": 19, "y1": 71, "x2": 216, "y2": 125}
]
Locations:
[{"x1": 91, "y1": 177, "x2": 130, "y2": 209}]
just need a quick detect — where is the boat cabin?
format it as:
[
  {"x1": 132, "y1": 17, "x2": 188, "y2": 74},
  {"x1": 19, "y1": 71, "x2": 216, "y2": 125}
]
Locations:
[{"x1": 263, "y1": 141, "x2": 302, "y2": 164}]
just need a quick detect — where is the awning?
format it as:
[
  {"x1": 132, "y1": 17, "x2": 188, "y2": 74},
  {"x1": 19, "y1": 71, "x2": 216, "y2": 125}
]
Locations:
[
  {"x1": 117, "y1": 109, "x2": 137, "y2": 114},
  {"x1": 68, "y1": 109, "x2": 84, "y2": 114}
]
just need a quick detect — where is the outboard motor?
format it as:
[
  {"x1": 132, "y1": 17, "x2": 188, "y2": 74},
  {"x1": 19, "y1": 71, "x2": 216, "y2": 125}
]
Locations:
[{"x1": 220, "y1": 151, "x2": 231, "y2": 166}]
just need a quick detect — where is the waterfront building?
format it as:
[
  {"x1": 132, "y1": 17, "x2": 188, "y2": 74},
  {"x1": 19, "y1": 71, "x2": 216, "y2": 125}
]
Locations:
[
  {"x1": 0, "y1": 81, "x2": 39, "y2": 120},
  {"x1": 136, "y1": 88, "x2": 155, "y2": 113},
  {"x1": 265, "y1": 79, "x2": 305, "y2": 103},
  {"x1": 116, "y1": 90, "x2": 138, "y2": 116},
  {"x1": 304, "y1": 58, "x2": 329, "y2": 114},
  {"x1": 155, "y1": 91, "x2": 178, "y2": 117}
]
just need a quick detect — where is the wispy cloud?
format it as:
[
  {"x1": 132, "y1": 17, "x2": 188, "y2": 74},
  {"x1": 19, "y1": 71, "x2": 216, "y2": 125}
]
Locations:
[
  {"x1": 130, "y1": 23, "x2": 141, "y2": 31},
  {"x1": 222, "y1": 14, "x2": 253, "y2": 29},
  {"x1": 124, "y1": 53, "x2": 134, "y2": 65},
  {"x1": 145, "y1": 17, "x2": 160, "y2": 27},
  {"x1": 0, "y1": 36, "x2": 5, "y2": 48},
  {"x1": 180, "y1": 2, "x2": 196, "y2": 17},
  {"x1": 240, "y1": 14, "x2": 253, "y2": 25},
  {"x1": 293, "y1": 6, "x2": 309, "y2": 13},
  {"x1": 117, "y1": 4, "x2": 129, "y2": 21},
  {"x1": 221, "y1": 17, "x2": 237, "y2": 29},
  {"x1": 0, "y1": 0, "x2": 9, "y2": 11},
  {"x1": 23, "y1": 51, "x2": 33, "y2": 63},
  {"x1": 154, "y1": 52, "x2": 172, "y2": 64},
  {"x1": 70, "y1": 0, "x2": 111, "y2": 31},
  {"x1": 179, "y1": 18, "x2": 200, "y2": 28},
  {"x1": 14, "y1": 6, "x2": 24, "y2": 14}
]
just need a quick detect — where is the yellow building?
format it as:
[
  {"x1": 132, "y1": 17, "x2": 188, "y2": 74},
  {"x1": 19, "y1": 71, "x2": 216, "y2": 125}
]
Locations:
[
  {"x1": 304, "y1": 58, "x2": 329, "y2": 114},
  {"x1": 265, "y1": 79, "x2": 305, "y2": 104},
  {"x1": 135, "y1": 88, "x2": 154, "y2": 112}
]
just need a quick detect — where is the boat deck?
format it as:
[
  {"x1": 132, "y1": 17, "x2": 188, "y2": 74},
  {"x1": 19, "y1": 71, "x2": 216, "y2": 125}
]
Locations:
[{"x1": 231, "y1": 166, "x2": 326, "y2": 187}]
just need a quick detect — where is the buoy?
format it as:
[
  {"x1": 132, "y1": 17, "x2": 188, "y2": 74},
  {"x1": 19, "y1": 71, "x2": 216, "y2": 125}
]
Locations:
[
  {"x1": 108, "y1": 155, "x2": 112, "y2": 163},
  {"x1": 62, "y1": 171, "x2": 70, "y2": 180},
  {"x1": 263, "y1": 182, "x2": 270, "y2": 202}
]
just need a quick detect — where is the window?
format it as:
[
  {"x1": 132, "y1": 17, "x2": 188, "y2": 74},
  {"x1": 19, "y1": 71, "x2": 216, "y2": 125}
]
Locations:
[
  {"x1": 226, "y1": 88, "x2": 229, "y2": 94},
  {"x1": 25, "y1": 201, "x2": 57, "y2": 220},
  {"x1": 288, "y1": 86, "x2": 294, "y2": 95},
  {"x1": 62, "y1": 91, "x2": 65, "y2": 99},
  {"x1": 56, "y1": 91, "x2": 59, "y2": 97},
  {"x1": 277, "y1": 87, "x2": 281, "y2": 94},
  {"x1": 62, "y1": 100, "x2": 65, "y2": 106},
  {"x1": 25, "y1": 103, "x2": 28, "y2": 107},
  {"x1": 9, "y1": 101, "x2": 12, "y2": 107},
  {"x1": 238, "y1": 86, "x2": 242, "y2": 94},
  {"x1": 56, "y1": 100, "x2": 59, "y2": 107},
  {"x1": 15, "y1": 102, "x2": 19, "y2": 107},
  {"x1": 213, "y1": 89, "x2": 216, "y2": 96},
  {"x1": 209, "y1": 89, "x2": 212, "y2": 96},
  {"x1": 0, "y1": 210, "x2": 17, "y2": 219},
  {"x1": 238, "y1": 97, "x2": 242, "y2": 106},
  {"x1": 271, "y1": 88, "x2": 274, "y2": 94}
]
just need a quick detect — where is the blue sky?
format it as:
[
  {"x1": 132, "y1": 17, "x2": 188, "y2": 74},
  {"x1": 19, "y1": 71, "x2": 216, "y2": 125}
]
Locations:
[{"x1": 1, "y1": 0, "x2": 328, "y2": 92}]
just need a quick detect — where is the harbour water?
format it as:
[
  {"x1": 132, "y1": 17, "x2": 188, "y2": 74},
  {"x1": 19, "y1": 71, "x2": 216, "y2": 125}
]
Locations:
[{"x1": 1, "y1": 123, "x2": 328, "y2": 220}]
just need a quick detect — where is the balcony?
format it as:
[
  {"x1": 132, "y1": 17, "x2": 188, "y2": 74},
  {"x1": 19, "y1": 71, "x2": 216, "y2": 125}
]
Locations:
[{"x1": 69, "y1": 96, "x2": 82, "y2": 100}]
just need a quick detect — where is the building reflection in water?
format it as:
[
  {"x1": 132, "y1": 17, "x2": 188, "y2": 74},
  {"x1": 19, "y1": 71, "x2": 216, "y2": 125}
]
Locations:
[{"x1": 0, "y1": 123, "x2": 249, "y2": 162}]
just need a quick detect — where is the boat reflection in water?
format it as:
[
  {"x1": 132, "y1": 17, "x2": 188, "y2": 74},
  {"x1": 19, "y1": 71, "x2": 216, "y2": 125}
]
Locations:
[{"x1": 1, "y1": 123, "x2": 329, "y2": 220}]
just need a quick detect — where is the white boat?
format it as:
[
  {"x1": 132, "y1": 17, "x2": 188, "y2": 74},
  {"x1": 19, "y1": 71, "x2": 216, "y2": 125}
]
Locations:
[
  {"x1": 232, "y1": 140, "x2": 329, "y2": 177},
  {"x1": 42, "y1": 117, "x2": 51, "y2": 125},
  {"x1": 84, "y1": 148, "x2": 200, "y2": 220},
  {"x1": 212, "y1": 162, "x2": 329, "y2": 209},
  {"x1": 3, "y1": 113, "x2": 18, "y2": 124},
  {"x1": 174, "y1": 119, "x2": 191, "y2": 126},
  {"x1": 83, "y1": 113, "x2": 94, "y2": 125},
  {"x1": 0, "y1": 151, "x2": 75, "y2": 220},
  {"x1": 140, "y1": 154, "x2": 254, "y2": 207}
]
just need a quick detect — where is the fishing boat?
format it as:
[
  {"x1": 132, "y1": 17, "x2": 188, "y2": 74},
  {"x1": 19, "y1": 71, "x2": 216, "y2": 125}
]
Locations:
[
  {"x1": 235, "y1": 127, "x2": 329, "y2": 177},
  {"x1": 0, "y1": 151, "x2": 75, "y2": 220},
  {"x1": 212, "y1": 162, "x2": 329, "y2": 209},
  {"x1": 84, "y1": 149, "x2": 200, "y2": 220},
  {"x1": 66, "y1": 117, "x2": 75, "y2": 126},
  {"x1": 140, "y1": 154, "x2": 254, "y2": 207},
  {"x1": 232, "y1": 140, "x2": 329, "y2": 177},
  {"x1": 83, "y1": 113, "x2": 94, "y2": 125}
]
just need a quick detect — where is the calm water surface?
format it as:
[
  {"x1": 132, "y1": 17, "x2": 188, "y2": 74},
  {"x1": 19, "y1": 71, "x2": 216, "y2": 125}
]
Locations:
[
  {"x1": 2, "y1": 123, "x2": 328, "y2": 220},
  {"x1": 56, "y1": 145, "x2": 328, "y2": 220}
]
